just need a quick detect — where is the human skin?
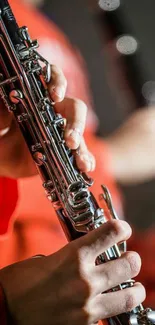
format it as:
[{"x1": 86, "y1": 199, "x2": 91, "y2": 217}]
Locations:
[
  {"x1": 0, "y1": 65, "x2": 145, "y2": 325},
  {"x1": 0, "y1": 65, "x2": 95, "y2": 178},
  {"x1": 0, "y1": 219, "x2": 145, "y2": 325}
]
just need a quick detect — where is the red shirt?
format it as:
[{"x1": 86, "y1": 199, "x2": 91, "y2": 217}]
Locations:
[{"x1": 0, "y1": 178, "x2": 18, "y2": 236}]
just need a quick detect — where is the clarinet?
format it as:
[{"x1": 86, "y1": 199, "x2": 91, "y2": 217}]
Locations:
[{"x1": 0, "y1": 1, "x2": 155, "y2": 324}]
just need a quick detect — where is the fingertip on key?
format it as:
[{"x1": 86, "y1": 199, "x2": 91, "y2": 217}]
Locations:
[
  {"x1": 65, "y1": 129, "x2": 81, "y2": 149},
  {"x1": 51, "y1": 86, "x2": 65, "y2": 102}
]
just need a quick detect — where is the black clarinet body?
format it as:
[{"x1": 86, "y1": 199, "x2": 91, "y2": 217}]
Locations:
[{"x1": 0, "y1": 1, "x2": 155, "y2": 324}]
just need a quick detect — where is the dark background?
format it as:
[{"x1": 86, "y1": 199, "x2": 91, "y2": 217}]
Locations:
[{"x1": 40, "y1": 0, "x2": 155, "y2": 230}]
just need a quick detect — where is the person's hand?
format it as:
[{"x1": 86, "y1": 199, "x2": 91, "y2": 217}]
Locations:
[
  {"x1": 0, "y1": 220, "x2": 145, "y2": 325},
  {"x1": 106, "y1": 108, "x2": 155, "y2": 184},
  {"x1": 0, "y1": 65, "x2": 95, "y2": 178}
]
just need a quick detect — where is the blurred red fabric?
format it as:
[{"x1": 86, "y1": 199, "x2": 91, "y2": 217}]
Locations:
[{"x1": 0, "y1": 178, "x2": 18, "y2": 235}]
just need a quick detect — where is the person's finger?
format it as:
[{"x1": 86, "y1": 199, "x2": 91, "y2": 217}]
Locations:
[
  {"x1": 91, "y1": 251, "x2": 141, "y2": 296},
  {"x1": 75, "y1": 137, "x2": 96, "y2": 172},
  {"x1": 77, "y1": 220, "x2": 132, "y2": 261},
  {"x1": 55, "y1": 98, "x2": 87, "y2": 149},
  {"x1": 89, "y1": 283, "x2": 146, "y2": 323},
  {"x1": 48, "y1": 65, "x2": 67, "y2": 102}
]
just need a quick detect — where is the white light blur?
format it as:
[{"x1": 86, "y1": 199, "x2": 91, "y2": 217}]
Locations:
[
  {"x1": 98, "y1": 0, "x2": 120, "y2": 11},
  {"x1": 116, "y1": 35, "x2": 138, "y2": 55}
]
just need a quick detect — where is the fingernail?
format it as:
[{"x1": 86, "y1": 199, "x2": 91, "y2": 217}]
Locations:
[
  {"x1": 69, "y1": 129, "x2": 81, "y2": 146},
  {"x1": 52, "y1": 86, "x2": 64, "y2": 100},
  {"x1": 121, "y1": 220, "x2": 132, "y2": 237},
  {"x1": 81, "y1": 154, "x2": 91, "y2": 171}
]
